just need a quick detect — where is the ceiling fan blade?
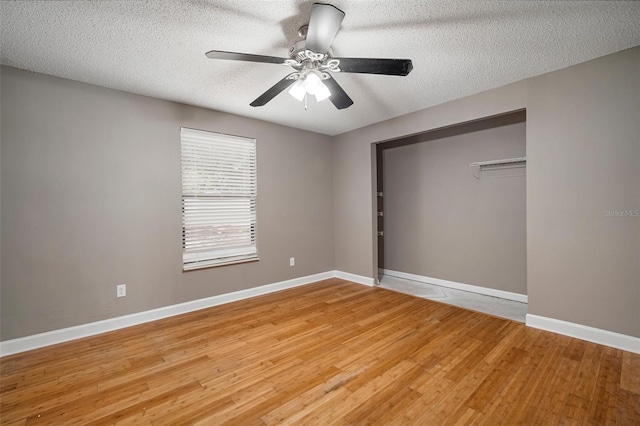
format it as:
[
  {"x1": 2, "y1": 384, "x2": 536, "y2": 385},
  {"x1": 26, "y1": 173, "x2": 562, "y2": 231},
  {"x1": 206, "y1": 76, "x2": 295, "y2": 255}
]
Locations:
[
  {"x1": 205, "y1": 49, "x2": 288, "y2": 65},
  {"x1": 250, "y1": 73, "x2": 297, "y2": 107},
  {"x1": 305, "y1": 3, "x2": 345, "y2": 54},
  {"x1": 323, "y1": 76, "x2": 353, "y2": 110},
  {"x1": 334, "y1": 58, "x2": 413, "y2": 76}
]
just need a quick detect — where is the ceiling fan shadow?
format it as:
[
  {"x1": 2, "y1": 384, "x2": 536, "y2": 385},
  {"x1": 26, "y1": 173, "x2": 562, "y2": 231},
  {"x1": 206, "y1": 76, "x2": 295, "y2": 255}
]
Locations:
[
  {"x1": 276, "y1": 2, "x2": 316, "y2": 49},
  {"x1": 341, "y1": 74, "x2": 395, "y2": 117},
  {"x1": 190, "y1": 0, "x2": 268, "y2": 24},
  {"x1": 344, "y1": 2, "x2": 588, "y2": 33}
]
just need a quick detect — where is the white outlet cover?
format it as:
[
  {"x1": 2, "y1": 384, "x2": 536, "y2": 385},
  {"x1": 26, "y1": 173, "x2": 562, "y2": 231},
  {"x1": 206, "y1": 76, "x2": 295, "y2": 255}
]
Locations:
[
  {"x1": 289, "y1": 257, "x2": 295, "y2": 266},
  {"x1": 117, "y1": 284, "x2": 126, "y2": 297}
]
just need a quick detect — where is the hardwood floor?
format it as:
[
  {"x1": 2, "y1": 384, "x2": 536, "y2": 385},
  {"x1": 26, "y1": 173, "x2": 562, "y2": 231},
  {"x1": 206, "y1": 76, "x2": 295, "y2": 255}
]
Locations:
[{"x1": 1, "y1": 279, "x2": 638, "y2": 425}]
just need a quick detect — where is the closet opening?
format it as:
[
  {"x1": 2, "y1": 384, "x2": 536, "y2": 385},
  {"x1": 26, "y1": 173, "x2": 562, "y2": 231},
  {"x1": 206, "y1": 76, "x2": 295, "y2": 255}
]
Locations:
[{"x1": 375, "y1": 110, "x2": 527, "y2": 322}]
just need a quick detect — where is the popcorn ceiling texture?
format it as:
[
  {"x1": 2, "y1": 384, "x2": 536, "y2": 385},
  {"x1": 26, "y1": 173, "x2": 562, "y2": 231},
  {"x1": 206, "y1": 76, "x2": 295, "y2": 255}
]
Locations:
[{"x1": 1, "y1": 0, "x2": 639, "y2": 135}]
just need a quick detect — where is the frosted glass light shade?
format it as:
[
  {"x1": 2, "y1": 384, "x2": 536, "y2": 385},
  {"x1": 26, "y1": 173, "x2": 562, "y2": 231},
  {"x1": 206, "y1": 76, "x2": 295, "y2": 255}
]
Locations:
[
  {"x1": 314, "y1": 82, "x2": 331, "y2": 101},
  {"x1": 288, "y1": 80, "x2": 307, "y2": 101},
  {"x1": 305, "y1": 72, "x2": 322, "y2": 95}
]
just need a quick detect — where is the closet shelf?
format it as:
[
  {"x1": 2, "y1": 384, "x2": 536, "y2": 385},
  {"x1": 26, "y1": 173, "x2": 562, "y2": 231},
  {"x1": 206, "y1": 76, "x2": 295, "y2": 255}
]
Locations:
[
  {"x1": 469, "y1": 156, "x2": 526, "y2": 168},
  {"x1": 470, "y1": 156, "x2": 526, "y2": 179}
]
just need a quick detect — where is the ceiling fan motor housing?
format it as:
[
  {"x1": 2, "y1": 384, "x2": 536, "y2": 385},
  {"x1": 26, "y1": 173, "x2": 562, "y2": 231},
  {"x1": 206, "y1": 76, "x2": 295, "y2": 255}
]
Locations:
[
  {"x1": 288, "y1": 40, "x2": 306, "y2": 59},
  {"x1": 289, "y1": 40, "x2": 333, "y2": 61}
]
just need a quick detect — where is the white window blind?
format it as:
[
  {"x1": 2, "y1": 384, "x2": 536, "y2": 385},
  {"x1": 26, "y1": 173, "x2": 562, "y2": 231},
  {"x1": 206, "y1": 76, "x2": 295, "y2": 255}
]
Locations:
[{"x1": 181, "y1": 127, "x2": 257, "y2": 270}]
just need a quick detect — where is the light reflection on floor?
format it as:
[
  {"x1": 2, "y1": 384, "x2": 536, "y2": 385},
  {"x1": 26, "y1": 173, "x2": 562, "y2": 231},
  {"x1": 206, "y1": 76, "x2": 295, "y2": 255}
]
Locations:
[{"x1": 378, "y1": 274, "x2": 527, "y2": 323}]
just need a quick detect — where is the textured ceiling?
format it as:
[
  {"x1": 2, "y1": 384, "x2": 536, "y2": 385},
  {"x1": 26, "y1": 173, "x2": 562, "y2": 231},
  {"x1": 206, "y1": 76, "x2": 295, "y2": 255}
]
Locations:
[{"x1": 2, "y1": 1, "x2": 640, "y2": 136}]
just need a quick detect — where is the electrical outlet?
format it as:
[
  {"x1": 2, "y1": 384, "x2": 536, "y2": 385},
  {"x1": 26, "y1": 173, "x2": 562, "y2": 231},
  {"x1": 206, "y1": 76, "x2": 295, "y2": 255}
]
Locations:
[
  {"x1": 289, "y1": 257, "x2": 295, "y2": 267},
  {"x1": 117, "y1": 284, "x2": 126, "y2": 298}
]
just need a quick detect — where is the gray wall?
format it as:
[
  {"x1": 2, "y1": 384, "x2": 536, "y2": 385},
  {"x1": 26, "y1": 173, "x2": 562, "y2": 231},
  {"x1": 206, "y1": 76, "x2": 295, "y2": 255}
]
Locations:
[
  {"x1": 527, "y1": 48, "x2": 639, "y2": 337},
  {"x1": 383, "y1": 122, "x2": 527, "y2": 295},
  {"x1": 2, "y1": 46, "x2": 638, "y2": 342},
  {"x1": 1, "y1": 66, "x2": 334, "y2": 340},
  {"x1": 334, "y1": 46, "x2": 639, "y2": 337}
]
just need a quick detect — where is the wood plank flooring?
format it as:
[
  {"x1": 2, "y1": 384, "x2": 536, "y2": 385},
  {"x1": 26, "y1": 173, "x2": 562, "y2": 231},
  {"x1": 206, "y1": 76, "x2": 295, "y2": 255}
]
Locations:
[{"x1": 1, "y1": 279, "x2": 639, "y2": 425}]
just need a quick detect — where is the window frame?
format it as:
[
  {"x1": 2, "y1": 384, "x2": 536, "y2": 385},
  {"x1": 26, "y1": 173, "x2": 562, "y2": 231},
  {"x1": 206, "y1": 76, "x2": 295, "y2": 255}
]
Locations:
[{"x1": 180, "y1": 127, "x2": 258, "y2": 271}]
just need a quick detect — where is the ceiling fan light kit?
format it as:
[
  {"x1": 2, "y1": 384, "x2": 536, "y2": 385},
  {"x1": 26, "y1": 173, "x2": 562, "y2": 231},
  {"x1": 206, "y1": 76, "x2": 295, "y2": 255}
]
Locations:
[
  {"x1": 288, "y1": 70, "x2": 331, "y2": 103},
  {"x1": 205, "y1": 3, "x2": 413, "y2": 110}
]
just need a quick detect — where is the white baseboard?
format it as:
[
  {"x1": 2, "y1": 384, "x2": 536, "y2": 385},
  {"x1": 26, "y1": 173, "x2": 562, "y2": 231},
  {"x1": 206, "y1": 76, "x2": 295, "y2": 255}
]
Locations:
[
  {"x1": 334, "y1": 270, "x2": 375, "y2": 287},
  {"x1": 0, "y1": 271, "x2": 339, "y2": 357},
  {"x1": 5, "y1": 270, "x2": 635, "y2": 357},
  {"x1": 381, "y1": 269, "x2": 528, "y2": 303},
  {"x1": 526, "y1": 314, "x2": 640, "y2": 354}
]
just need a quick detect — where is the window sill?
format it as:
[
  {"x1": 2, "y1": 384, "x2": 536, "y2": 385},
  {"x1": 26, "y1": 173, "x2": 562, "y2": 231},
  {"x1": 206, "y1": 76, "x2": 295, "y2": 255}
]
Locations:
[{"x1": 183, "y1": 257, "x2": 259, "y2": 272}]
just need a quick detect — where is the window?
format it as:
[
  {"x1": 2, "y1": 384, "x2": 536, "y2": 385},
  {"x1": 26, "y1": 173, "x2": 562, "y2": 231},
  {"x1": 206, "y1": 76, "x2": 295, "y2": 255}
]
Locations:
[{"x1": 181, "y1": 127, "x2": 257, "y2": 270}]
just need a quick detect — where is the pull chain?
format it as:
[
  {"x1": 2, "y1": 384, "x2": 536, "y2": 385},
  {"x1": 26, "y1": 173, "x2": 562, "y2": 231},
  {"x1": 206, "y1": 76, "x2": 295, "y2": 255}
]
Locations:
[{"x1": 304, "y1": 93, "x2": 308, "y2": 110}]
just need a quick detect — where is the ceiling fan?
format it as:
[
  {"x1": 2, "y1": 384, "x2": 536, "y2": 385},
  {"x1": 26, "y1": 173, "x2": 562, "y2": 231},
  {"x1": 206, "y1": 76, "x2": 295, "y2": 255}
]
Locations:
[{"x1": 205, "y1": 3, "x2": 413, "y2": 110}]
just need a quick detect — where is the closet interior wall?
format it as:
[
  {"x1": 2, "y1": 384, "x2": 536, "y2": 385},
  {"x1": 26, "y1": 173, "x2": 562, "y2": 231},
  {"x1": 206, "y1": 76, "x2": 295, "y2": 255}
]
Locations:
[{"x1": 377, "y1": 112, "x2": 527, "y2": 296}]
